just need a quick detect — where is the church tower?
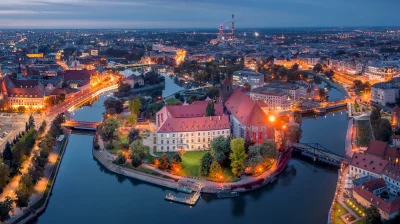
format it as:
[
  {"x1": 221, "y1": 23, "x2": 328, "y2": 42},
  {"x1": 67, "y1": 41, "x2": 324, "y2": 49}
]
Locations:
[{"x1": 220, "y1": 77, "x2": 233, "y2": 105}]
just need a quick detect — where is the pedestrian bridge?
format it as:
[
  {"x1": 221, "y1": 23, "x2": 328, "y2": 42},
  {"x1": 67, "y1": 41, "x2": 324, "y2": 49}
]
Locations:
[
  {"x1": 62, "y1": 120, "x2": 101, "y2": 131},
  {"x1": 291, "y1": 143, "x2": 349, "y2": 167}
]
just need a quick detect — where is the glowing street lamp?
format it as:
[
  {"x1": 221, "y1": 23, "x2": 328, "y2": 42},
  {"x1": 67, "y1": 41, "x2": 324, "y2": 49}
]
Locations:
[{"x1": 269, "y1": 115, "x2": 276, "y2": 122}]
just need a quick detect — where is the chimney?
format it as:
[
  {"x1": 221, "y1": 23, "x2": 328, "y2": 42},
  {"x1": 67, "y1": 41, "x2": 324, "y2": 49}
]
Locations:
[{"x1": 219, "y1": 116, "x2": 221, "y2": 120}]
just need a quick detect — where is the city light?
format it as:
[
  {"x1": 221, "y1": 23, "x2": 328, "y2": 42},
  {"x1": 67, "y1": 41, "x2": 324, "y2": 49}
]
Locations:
[{"x1": 269, "y1": 115, "x2": 276, "y2": 122}]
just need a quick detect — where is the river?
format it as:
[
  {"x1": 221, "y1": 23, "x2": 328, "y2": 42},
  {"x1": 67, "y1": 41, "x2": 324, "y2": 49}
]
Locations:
[{"x1": 32, "y1": 78, "x2": 347, "y2": 224}]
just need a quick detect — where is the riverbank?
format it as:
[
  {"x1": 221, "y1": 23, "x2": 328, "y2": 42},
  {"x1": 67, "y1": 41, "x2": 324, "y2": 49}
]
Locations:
[
  {"x1": 115, "y1": 82, "x2": 165, "y2": 98},
  {"x1": 93, "y1": 137, "x2": 292, "y2": 194},
  {"x1": 9, "y1": 132, "x2": 70, "y2": 224}
]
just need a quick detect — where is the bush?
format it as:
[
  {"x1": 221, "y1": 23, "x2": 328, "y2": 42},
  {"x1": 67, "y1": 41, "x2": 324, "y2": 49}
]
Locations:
[
  {"x1": 105, "y1": 142, "x2": 114, "y2": 150},
  {"x1": 93, "y1": 143, "x2": 100, "y2": 150}
]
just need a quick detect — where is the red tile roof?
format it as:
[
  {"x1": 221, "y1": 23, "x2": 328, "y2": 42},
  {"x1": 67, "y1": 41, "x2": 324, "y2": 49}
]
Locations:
[
  {"x1": 393, "y1": 105, "x2": 400, "y2": 114},
  {"x1": 164, "y1": 103, "x2": 223, "y2": 118},
  {"x1": 366, "y1": 140, "x2": 388, "y2": 158},
  {"x1": 350, "y1": 152, "x2": 389, "y2": 175},
  {"x1": 7, "y1": 88, "x2": 43, "y2": 97},
  {"x1": 383, "y1": 164, "x2": 400, "y2": 182},
  {"x1": 354, "y1": 179, "x2": 400, "y2": 215},
  {"x1": 158, "y1": 115, "x2": 229, "y2": 133},
  {"x1": 225, "y1": 89, "x2": 270, "y2": 127},
  {"x1": 385, "y1": 147, "x2": 400, "y2": 158}
]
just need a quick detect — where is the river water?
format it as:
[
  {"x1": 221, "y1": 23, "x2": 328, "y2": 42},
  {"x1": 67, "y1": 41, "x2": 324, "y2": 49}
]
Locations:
[{"x1": 33, "y1": 78, "x2": 347, "y2": 224}]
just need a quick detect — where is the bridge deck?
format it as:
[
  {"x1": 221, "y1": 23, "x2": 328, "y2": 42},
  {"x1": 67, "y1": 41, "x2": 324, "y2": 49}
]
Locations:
[
  {"x1": 62, "y1": 120, "x2": 101, "y2": 129},
  {"x1": 291, "y1": 143, "x2": 347, "y2": 164}
]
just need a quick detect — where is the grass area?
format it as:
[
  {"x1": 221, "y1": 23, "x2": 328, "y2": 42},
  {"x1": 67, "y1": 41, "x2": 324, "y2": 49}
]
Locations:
[
  {"x1": 356, "y1": 120, "x2": 372, "y2": 147},
  {"x1": 354, "y1": 101, "x2": 361, "y2": 112},
  {"x1": 344, "y1": 199, "x2": 365, "y2": 217},
  {"x1": 353, "y1": 219, "x2": 365, "y2": 224},
  {"x1": 149, "y1": 151, "x2": 240, "y2": 182},
  {"x1": 165, "y1": 98, "x2": 182, "y2": 105},
  {"x1": 333, "y1": 202, "x2": 348, "y2": 224},
  {"x1": 107, "y1": 133, "x2": 129, "y2": 155}
]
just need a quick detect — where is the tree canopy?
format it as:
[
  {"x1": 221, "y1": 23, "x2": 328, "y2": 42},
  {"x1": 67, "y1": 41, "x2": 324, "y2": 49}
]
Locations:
[
  {"x1": 199, "y1": 152, "x2": 213, "y2": 176},
  {"x1": 229, "y1": 138, "x2": 247, "y2": 176},
  {"x1": 210, "y1": 136, "x2": 229, "y2": 164},
  {"x1": 98, "y1": 117, "x2": 121, "y2": 142}
]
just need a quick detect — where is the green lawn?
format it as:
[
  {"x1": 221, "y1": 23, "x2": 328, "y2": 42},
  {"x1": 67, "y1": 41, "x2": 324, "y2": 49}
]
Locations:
[
  {"x1": 344, "y1": 199, "x2": 365, "y2": 217},
  {"x1": 333, "y1": 202, "x2": 348, "y2": 224},
  {"x1": 149, "y1": 151, "x2": 239, "y2": 182}
]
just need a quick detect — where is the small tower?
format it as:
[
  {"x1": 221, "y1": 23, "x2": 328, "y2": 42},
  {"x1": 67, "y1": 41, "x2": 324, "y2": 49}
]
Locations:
[
  {"x1": 17, "y1": 64, "x2": 23, "y2": 79},
  {"x1": 220, "y1": 77, "x2": 233, "y2": 105}
]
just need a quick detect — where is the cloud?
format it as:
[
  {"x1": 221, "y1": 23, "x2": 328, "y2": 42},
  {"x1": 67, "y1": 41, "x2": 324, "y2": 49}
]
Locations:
[{"x1": 0, "y1": 0, "x2": 398, "y2": 28}]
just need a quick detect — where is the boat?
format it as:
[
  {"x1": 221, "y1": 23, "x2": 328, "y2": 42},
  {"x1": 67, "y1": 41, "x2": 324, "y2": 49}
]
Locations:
[
  {"x1": 217, "y1": 191, "x2": 239, "y2": 199},
  {"x1": 177, "y1": 186, "x2": 193, "y2": 194}
]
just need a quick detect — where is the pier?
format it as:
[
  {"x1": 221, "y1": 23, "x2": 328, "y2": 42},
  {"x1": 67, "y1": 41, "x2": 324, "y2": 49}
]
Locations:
[{"x1": 165, "y1": 185, "x2": 203, "y2": 206}]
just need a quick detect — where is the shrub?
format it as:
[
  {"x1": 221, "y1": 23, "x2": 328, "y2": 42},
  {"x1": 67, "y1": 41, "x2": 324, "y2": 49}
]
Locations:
[
  {"x1": 105, "y1": 142, "x2": 114, "y2": 150},
  {"x1": 93, "y1": 143, "x2": 100, "y2": 150}
]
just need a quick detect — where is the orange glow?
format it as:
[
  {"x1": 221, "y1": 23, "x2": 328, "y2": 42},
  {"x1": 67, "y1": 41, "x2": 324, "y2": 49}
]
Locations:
[
  {"x1": 219, "y1": 175, "x2": 223, "y2": 179},
  {"x1": 269, "y1": 115, "x2": 276, "y2": 122},
  {"x1": 258, "y1": 167, "x2": 262, "y2": 172},
  {"x1": 283, "y1": 125, "x2": 286, "y2": 129}
]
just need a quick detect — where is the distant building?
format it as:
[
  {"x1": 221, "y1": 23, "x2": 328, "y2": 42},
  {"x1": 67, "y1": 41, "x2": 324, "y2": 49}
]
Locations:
[
  {"x1": 232, "y1": 70, "x2": 264, "y2": 89},
  {"x1": 61, "y1": 70, "x2": 97, "y2": 90},
  {"x1": 155, "y1": 99, "x2": 230, "y2": 152},
  {"x1": 366, "y1": 60, "x2": 400, "y2": 82},
  {"x1": 249, "y1": 87, "x2": 291, "y2": 112},
  {"x1": 0, "y1": 75, "x2": 45, "y2": 110},
  {"x1": 123, "y1": 74, "x2": 144, "y2": 88}
]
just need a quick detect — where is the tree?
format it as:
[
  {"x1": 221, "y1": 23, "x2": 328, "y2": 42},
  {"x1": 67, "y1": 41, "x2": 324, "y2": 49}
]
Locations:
[
  {"x1": 365, "y1": 206, "x2": 381, "y2": 224},
  {"x1": 128, "y1": 98, "x2": 142, "y2": 116},
  {"x1": 205, "y1": 102, "x2": 215, "y2": 116},
  {"x1": 118, "y1": 83, "x2": 131, "y2": 93},
  {"x1": 210, "y1": 136, "x2": 229, "y2": 164},
  {"x1": 205, "y1": 86, "x2": 220, "y2": 99},
  {"x1": 171, "y1": 154, "x2": 182, "y2": 173},
  {"x1": 129, "y1": 140, "x2": 147, "y2": 161},
  {"x1": 98, "y1": 117, "x2": 121, "y2": 143},
  {"x1": 0, "y1": 164, "x2": 10, "y2": 188},
  {"x1": 18, "y1": 106, "x2": 26, "y2": 113},
  {"x1": 2, "y1": 142, "x2": 12, "y2": 166},
  {"x1": 246, "y1": 145, "x2": 264, "y2": 171},
  {"x1": 131, "y1": 153, "x2": 142, "y2": 167},
  {"x1": 128, "y1": 128, "x2": 141, "y2": 144},
  {"x1": 126, "y1": 113, "x2": 137, "y2": 126},
  {"x1": 286, "y1": 125, "x2": 302, "y2": 143},
  {"x1": 313, "y1": 63, "x2": 324, "y2": 73},
  {"x1": 0, "y1": 196, "x2": 13, "y2": 222},
  {"x1": 59, "y1": 93, "x2": 66, "y2": 102},
  {"x1": 159, "y1": 153, "x2": 170, "y2": 170},
  {"x1": 229, "y1": 138, "x2": 247, "y2": 176},
  {"x1": 199, "y1": 152, "x2": 213, "y2": 176},
  {"x1": 28, "y1": 114, "x2": 35, "y2": 129},
  {"x1": 114, "y1": 150, "x2": 127, "y2": 165},
  {"x1": 261, "y1": 140, "x2": 278, "y2": 159},
  {"x1": 38, "y1": 120, "x2": 47, "y2": 135},
  {"x1": 370, "y1": 108, "x2": 381, "y2": 121},
  {"x1": 378, "y1": 119, "x2": 392, "y2": 142},
  {"x1": 209, "y1": 160, "x2": 223, "y2": 179},
  {"x1": 291, "y1": 63, "x2": 299, "y2": 71},
  {"x1": 103, "y1": 97, "x2": 123, "y2": 115},
  {"x1": 18, "y1": 174, "x2": 35, "y2": 195},
  {"x1": 15, "y1": 190, "x2": 30, "y2": 209}
]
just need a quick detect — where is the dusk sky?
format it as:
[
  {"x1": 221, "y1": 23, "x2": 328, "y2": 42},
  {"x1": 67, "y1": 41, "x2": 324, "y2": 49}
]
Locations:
[{"x1": 0, "y1": 0, "x2": 398, "y2": 29}]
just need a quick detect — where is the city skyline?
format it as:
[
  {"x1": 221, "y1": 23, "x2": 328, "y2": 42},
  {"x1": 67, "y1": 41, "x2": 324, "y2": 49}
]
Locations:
[{"x1": 0, "y1": 0, "x2": 399, "y2": 29}]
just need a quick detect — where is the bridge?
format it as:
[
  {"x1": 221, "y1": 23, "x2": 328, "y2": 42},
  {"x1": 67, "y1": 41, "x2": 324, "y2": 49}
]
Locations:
[
  {"x1": 67, "y1": 84, "x2": 118, "y2": 112},
  {"x1": 62, "y1": 120, "x2": 101, "y2": 131},
  {"x1": 291, "y1": 143, "x2": 348, "y2": 167}
]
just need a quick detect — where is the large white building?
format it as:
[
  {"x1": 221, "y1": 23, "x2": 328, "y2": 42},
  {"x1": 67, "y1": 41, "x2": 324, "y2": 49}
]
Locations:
[
  {"x1": 366, "y1": 60, "x2": 400, "y2": 82},
  {"x1": 249, "y1": 87, "x2": 291, "y2": 112},
  {"x1": 155, "y1": 100, "x2": 230, "y2": 152},
  {"x1": 371, "y1": 78, "x2": 400, "y2": 106},
  {"x1": 232, "y1": 70, "x2": 264, "y2": 89}
]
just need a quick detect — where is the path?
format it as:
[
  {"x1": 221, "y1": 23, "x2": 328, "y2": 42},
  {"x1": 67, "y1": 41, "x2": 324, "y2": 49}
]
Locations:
[{"x1": 99, "y1": 137, "x2": 277, "y2": 191}]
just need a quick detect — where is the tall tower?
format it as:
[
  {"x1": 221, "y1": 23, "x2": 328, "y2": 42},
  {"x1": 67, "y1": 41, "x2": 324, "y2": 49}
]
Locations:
[
  {"x1": 220, "y1": 77, "x2": 233, "y2": 105},
  {"x1": 231, "y1": 14, "x2": 235, "y2": 39},
  {"x1": 219, "y1": 24, "x2": 223, "y2": 35}
]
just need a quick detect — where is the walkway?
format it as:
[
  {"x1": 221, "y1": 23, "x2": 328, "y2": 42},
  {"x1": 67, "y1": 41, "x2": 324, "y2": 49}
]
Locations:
[{"x1": 98, "y1": 137, "x2": 278, "y2": 192}]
